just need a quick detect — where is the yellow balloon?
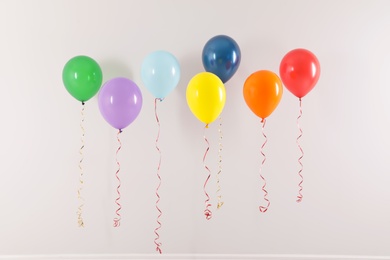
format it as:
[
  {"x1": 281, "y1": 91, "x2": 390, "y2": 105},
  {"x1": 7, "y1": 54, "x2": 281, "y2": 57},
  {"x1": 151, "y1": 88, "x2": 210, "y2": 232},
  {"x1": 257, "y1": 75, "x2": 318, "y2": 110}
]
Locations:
[{"x1": 186, "y1": 72, "x2": 226, "y2": 124}]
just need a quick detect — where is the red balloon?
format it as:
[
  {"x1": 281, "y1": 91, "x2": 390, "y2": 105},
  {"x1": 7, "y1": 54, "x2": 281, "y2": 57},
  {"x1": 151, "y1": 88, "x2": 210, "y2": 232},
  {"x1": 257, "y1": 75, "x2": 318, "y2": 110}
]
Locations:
[{"x1": 279, "y1": 49, "x2": 320, "y2": 99}]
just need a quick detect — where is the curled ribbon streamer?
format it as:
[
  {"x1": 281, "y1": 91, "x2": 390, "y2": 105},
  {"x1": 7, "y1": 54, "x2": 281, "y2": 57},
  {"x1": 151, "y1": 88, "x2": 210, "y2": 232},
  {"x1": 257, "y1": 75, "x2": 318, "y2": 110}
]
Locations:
[
  {"x1": 154, "y1": 98, "x2": 163, "y2": 254},
  {"x1": 113, "y1": 130, "x2": 122, "y2": 227},
  {"x1": 296, "y1": 98, "x2": 304, "y2": 203},
  {"x1": 203, "y1": 124, "x2": 212, "y2": 220},
  {"x1": 259, "y1": 119, "x2": 270, "y2": 213},
  {"x1": 216, "y1": 116, "x2": 224, "y2": 209},
  {"x1": 77, "y1": 102, "x2": 85, "y2": 227}
]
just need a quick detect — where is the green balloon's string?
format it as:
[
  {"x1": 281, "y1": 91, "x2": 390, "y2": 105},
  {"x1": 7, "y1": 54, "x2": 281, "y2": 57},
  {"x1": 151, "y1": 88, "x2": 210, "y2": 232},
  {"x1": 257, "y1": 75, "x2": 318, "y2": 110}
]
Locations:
[{"x1": 77, "y1": 102, "x2": 85, "y2": 227}]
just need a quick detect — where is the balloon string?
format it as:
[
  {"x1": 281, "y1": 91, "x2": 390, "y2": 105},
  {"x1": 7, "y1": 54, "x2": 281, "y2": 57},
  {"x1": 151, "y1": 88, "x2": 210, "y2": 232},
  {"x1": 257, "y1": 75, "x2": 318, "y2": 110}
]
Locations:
[
  {"x1": 154, "y1": 98, "x2": 162, "y2": 254},
  {"x1": 77, "y1": 102, "x2": 85, "y2": 227},
  {"x1": 203, "y1": 124, "x2": 212, "y2": 220},
  {"x1": 113, "y1": 130, "x2": 122, "y2": 227},
  {"x1": 296, "y1": 98, "x2": 304, "y2": 203},
  {"x1": 259, "y1": 119, "x2": 270, "y2": 213},
  {"x1": 216, "y1": 116, "x2": 224, "y2": 209}
]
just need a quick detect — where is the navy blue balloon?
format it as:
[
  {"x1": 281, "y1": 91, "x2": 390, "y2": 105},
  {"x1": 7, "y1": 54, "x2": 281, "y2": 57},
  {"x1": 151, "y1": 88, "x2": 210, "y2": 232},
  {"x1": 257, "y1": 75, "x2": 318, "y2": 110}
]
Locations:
[{"x1": 202, "y1": 35, "x2": 241, "y2": 83}]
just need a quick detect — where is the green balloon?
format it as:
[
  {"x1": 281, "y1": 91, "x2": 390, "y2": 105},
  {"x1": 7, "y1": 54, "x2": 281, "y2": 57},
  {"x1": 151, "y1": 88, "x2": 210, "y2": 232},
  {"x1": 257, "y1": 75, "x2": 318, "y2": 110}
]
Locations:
[{"x1": 62, "y1": 56, "x2": 103, "y2": 102}]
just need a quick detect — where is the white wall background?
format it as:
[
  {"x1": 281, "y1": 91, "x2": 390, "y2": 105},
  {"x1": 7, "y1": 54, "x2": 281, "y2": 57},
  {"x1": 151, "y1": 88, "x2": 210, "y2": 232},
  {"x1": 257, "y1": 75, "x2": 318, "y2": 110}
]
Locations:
[{"x1": 0, "y1": 0, "x2": 390, "y2": 258}]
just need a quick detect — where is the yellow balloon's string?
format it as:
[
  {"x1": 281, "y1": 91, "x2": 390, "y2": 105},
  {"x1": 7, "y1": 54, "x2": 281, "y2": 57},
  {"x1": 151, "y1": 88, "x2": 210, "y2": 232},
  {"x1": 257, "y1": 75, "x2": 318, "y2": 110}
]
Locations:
[
  {"x1": 77, "y1": 102, "x2": 85, "y2": 227},
  {"x1": 203, "y1": 124, "x2": 212, "y2": 220},
  {"x1": 216, "y1": 116, "x2": 224, "y2": 209}
]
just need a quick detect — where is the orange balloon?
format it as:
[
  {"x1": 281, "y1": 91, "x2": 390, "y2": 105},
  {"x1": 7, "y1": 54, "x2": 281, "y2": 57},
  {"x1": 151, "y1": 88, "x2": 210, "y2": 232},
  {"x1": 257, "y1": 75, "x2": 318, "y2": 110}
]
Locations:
[{"x1": 243, "y1": 70, "x2": 283, "y2": 120}]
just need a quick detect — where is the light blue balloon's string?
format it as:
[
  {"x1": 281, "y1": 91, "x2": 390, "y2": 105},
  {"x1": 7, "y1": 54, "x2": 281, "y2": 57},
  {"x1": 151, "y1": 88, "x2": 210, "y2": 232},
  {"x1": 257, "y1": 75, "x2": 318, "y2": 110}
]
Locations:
[
  {"x1": 113, "y1": 129, "x2": 122, "y2": 227},
  {"x1": 296, "y1": 98, "x2": 304, "y2": 203},
  {"x1": 154, "y1": 98, "x2": 163, "y2": 254},
  {"x1": 259, "y1": 118, "x2": 270, "y2": 213},
  {"x1": 203, "y1": 124, "x2": 212, "y2": 220},
  {"x1": 77, "y1": 102, "x2": 85, "y2": 227},
  {"x1": 216, "y1": 116, "x2": 224, "y2": 209}
]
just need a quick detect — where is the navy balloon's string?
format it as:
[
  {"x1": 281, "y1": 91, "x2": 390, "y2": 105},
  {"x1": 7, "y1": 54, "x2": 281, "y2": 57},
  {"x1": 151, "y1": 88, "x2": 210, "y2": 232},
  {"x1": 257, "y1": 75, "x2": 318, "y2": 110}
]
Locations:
[
  {"x1": 203, "y1": 124, "x2": 212, "y2": 220},
  {"x1": 77, "y1": 102, "x2": 85, "y2": 227},
  {"x1": 154, "y1": 98, "x2": 163, "y2": 254},
  {"x1": 259, "y1": 119, "x2": 270, "y2": 213},
  {"x1": 216, "y1": 116, "x2": 224, "y2": 209},
  {"x1": 296, "y1": 98, "x2": 304, "y2": 203},
  {"x1": 113, "y1": 130, "x2": 122, "y2": 227}
]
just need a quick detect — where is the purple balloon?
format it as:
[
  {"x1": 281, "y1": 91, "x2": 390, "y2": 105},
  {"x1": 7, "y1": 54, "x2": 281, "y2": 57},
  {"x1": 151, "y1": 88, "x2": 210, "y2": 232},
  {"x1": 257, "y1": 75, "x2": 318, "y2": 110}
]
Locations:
[{"x1": 98, "y1": 77, "x2": 143, "y2": 130}]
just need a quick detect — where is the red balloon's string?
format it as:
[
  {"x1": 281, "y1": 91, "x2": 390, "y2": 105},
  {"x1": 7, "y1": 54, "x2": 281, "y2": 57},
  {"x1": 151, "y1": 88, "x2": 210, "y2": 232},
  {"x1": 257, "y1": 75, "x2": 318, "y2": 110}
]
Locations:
[
  {"x1": 113, "y1": 130, "x2": 122, "y2": 227},
  {"x1": 259, "y1": 119, "x2": 270, "y2": 213},
  {"x1": 203, "y1": 124, "x2": 212, "y2": 220},
  {"x1": 296, "y1": 98, "x2": 304, "y2": 203},
  {"x1": 77, "y1": 102, "x2": 85, "y2": 227},
  {"x1": 154, "y1": 98, "x2": 163, "y2": 254}
]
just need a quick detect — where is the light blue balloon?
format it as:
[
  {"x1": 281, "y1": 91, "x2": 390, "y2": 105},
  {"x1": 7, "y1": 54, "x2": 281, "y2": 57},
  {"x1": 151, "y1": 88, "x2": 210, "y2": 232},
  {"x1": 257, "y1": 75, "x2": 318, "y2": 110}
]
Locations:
[{"x1": 141, "y1": 50, "x2": 181, "y2": 99}]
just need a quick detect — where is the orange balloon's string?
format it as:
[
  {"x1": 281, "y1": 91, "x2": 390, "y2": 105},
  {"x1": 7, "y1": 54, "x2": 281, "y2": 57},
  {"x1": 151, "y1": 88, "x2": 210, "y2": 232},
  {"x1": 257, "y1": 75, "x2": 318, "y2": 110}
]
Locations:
[
  {"x1": 296, "y1": 98, "x2": 304, "y2": 203},
  {"x1": 203, "y1": 124, "x2": 212, "y2": 220},
  {"x1": 216, "y1": 116, "x2": 224, "y2": 209},
  {"x1": 113, "y1": 130, "x2": 122, "y2": 227},
  {"x1": 77, "y1": 102, "x2": 85, "y2": 227},
  {"x1": 259, "y1": 118, "x2": 270, "y2": 213},
  {"x1": 154, "y1": 98, "x2": 163, "y2": 254}
]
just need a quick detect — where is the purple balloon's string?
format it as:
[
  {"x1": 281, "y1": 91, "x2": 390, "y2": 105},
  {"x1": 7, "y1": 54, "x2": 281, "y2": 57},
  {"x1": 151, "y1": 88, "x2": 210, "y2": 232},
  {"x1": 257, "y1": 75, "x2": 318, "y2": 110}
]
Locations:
[
  {"x1": 113, "y1": 130, "x2": 122, "y2": 227},
  {"x1": 203, "y1": 124, "x2": 212, "y2": 220},
  {"x1": 216, "y1": 116, "x2": 224, "y2": 209},
  {"x1": 259, "y1": 118, "x2": 270, "y2": 213},
  {"x1": 77, "y1": 102, "x2": 85, "y2": 227},
  {"x1": 154, "y1": 98, "x2": 163, "y2": 254},
  {"x1": 296, "y1": 98, "x2": 304, "y2": 203}
]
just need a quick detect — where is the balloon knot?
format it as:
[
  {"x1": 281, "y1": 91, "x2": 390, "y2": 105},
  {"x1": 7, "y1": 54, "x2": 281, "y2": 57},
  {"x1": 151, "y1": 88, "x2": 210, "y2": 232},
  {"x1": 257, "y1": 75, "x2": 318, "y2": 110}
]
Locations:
[
  {"x1": 205, "y1": 124, "x2": 209, "y2": 129},
  {"x1": 82, "y1": 102, "x2": 85, "y2": 106},
  {"x1": 261, "y1": 118, "x2": 265, "y2": 123},
  {"x1": 119, "y1": 129, "x2": 122, "y2": 133}
]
